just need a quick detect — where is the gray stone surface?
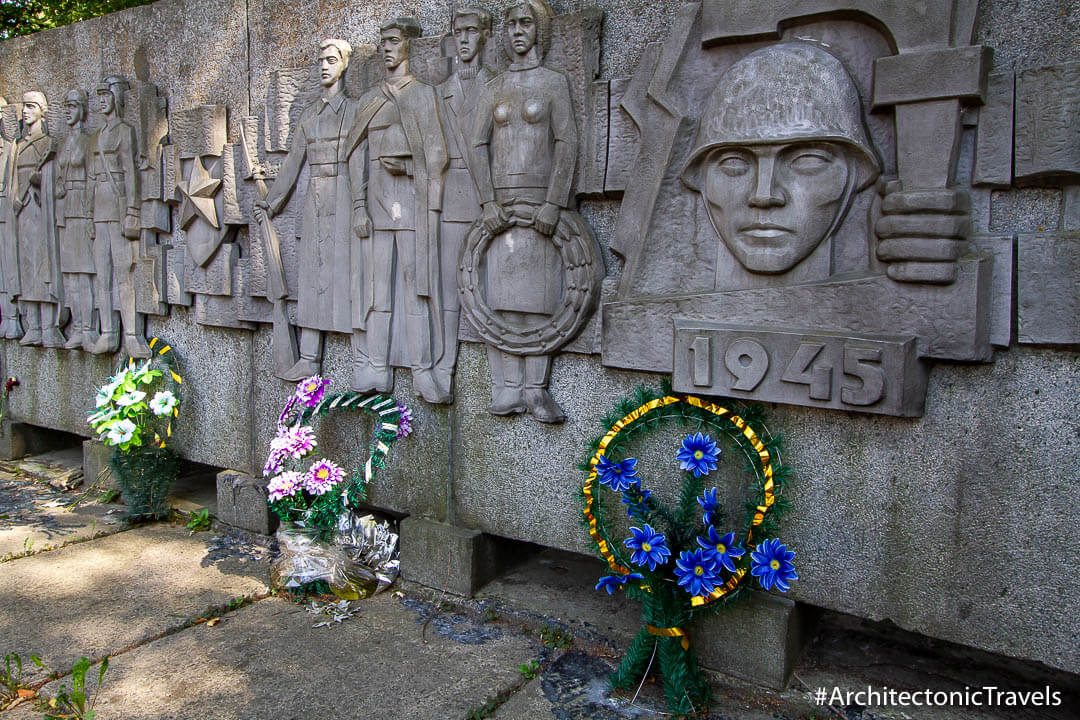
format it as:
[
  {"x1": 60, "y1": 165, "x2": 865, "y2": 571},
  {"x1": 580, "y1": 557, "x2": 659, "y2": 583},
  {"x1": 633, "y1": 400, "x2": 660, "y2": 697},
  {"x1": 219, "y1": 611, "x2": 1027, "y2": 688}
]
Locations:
[
  {"x1": 692, "y1": 591, "x2": 814, "y2": 691},
  {"x1": 1014, "y1": 62, "x2": 1080, "y2": 185},
  {"x1": 400, "y1": 515, "x2": 515, "y2": 597},
  {"x1": 0, "y1": 462, "x2": 124, "y2": 560},
  {"x1": 0, "y1": 0, "x2": 1074, "y2": 683},
  {"x1": 973, "y1": 72, "x2": 1015, "y2": 187},
  {"x1": 82, "y1": 438, "x2": 116, "y2": 492},
  {"x1": 1017, "y1": 232, "x2": 1080, "y2": 344},
  {"x1": 20, "y1": 593, "x2": 538, "y2": 720},
  {"x1": 215, "y1": 469, "x2": 276, "y2": 535},
  {"x1": 0, "y1": 523, "x2": 268, "y2": 677},
  {"x1": 970, "y1": 235, "x2": 1016, "y2": 347}
]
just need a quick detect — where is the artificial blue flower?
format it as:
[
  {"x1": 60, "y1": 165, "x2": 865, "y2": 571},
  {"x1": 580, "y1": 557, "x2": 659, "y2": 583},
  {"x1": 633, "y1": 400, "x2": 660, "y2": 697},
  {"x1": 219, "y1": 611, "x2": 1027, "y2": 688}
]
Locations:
[
  {"x1": 595, "y1": 455, "x2": 641, "y2": 492},
  {"x1": 697, "y1": 527, "x2": 745, "y2": 573},
  {"x1": 674, "y1": 548, "x2": 721, "y2": 596},
  {"x1": 677, "y1": 432, "x2": 720, "y2": 477},
  {"x1": 750, "y1": 538, "x2": 798, "y2": 592},
  {"x1": 620, "y1": 483, "x2": 652, "y2": 518},
  {"x1": 594, "y1": 573, "x2": 644, "y2": 595},
  {"x1": 623, "y1": 524, "x2": 671, "y2": 571},
  {"x1": 698, "y1": 487, "x2": 719, "y2": 525}
]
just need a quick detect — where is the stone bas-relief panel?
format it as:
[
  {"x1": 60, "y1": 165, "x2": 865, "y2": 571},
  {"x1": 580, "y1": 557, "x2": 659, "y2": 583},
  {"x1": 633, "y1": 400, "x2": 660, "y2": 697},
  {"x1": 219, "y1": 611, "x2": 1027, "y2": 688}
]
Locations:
[{"x1": 603, "y1": 0, "x2": 1005, "y2": 417}]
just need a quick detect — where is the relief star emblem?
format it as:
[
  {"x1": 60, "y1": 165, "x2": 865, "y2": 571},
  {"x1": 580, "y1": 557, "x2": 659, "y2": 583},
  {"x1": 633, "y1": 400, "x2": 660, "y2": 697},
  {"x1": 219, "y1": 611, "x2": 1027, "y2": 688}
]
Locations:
[{"x1": 176, "y1": 154, "x2": 221, "y2": 229}]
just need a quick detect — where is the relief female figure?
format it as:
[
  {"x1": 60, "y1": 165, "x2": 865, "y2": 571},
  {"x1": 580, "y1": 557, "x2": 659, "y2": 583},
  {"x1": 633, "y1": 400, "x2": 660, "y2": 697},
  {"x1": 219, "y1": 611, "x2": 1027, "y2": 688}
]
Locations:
[{"x1": 469, "y1": 0, "x2": 586, "y2": 423}]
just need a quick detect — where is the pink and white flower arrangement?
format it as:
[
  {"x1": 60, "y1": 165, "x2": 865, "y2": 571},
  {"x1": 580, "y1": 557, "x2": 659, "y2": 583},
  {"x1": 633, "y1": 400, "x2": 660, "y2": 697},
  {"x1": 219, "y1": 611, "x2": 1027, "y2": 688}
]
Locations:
[{"x1": 267, "y1": 470, "x2": 303, "y2": 502}]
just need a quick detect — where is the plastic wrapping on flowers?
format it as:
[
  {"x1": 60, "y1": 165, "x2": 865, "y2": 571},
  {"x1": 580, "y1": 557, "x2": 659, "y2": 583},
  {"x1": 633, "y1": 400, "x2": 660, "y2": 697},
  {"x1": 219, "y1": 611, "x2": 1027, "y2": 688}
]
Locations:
[
  {"x1": 270, "y1": 514, "x2": 401, "y2": 600},
  {"x1": 264, "y1": 376, "x2": 409, "y2": 597}
]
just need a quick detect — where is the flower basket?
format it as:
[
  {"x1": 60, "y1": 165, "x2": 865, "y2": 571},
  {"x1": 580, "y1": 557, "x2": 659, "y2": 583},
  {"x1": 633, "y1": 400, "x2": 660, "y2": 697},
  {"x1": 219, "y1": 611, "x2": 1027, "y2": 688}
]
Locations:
[{"x1": 109, "y1": 444, "x2": 181, "y2": 521}]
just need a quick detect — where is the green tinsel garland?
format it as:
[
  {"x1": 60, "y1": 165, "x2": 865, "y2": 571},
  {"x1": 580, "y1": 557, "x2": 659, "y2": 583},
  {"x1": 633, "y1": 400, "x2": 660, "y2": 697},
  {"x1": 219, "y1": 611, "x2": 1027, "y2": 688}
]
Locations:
[{"x1": 578, "y1": 381, "x2": 793, "y2": 716}]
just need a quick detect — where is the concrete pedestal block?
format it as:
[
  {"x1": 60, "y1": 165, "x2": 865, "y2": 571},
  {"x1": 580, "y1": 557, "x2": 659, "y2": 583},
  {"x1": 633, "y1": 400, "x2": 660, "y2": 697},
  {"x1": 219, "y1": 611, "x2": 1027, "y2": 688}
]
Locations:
[
  {"x1": 691, "y1": 591, "x2": 817, "y2": 690},
  {"x1": 216, "y1": 470, "x2": 278, "y2": 535},
  {"x1": 82, "y1": 439, "x2": 118, "y2": 491},
  {"x1": 400, "y1": 517, "x2": 516, "y2": 597}
]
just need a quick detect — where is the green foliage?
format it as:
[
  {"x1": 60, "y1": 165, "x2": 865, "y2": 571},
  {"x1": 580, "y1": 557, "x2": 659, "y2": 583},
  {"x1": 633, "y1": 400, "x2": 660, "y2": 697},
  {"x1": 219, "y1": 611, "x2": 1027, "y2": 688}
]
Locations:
[
  {"x1": 0, "y1": 0, "x2": 155, "y2": 38},
  {"x1": 87, "y1": 354, "x2": 181, "y2": 453},
  {"x1": 184, "y1": 509, "x2": 211, "y2": 534},
  {"x1": 35, "y1": 655, "x2": 108, "y2": 720},
  {"x1": 1, "y1": 652, "x2": 41, "y2": 710},
  {"x1": 538, "y1": 625, "x2": 573, "y2": 649},
  {"x1": 517, "y1": 660, "x2": 539, "y2": 679},
  {"x1": 97, "y1": 488, "x2": 120, "y2": 504},
  {"x1": 109, "y1": 445, "x2": 180, "y2": 521}
]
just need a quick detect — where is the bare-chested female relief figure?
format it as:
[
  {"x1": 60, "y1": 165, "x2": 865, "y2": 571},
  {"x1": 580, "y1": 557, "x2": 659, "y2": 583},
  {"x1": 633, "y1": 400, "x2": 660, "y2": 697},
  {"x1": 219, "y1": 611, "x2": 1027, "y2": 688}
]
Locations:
[{"x1": 465, "y1": 0, "x2": 603, "y2": 423}]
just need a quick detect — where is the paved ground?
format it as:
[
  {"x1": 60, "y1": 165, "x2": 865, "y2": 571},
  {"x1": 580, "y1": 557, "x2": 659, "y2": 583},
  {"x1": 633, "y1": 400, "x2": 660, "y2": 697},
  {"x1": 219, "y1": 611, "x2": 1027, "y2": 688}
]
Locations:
[{"x1": 0, "y1": 452, "x2": 1076, "y2": 720}]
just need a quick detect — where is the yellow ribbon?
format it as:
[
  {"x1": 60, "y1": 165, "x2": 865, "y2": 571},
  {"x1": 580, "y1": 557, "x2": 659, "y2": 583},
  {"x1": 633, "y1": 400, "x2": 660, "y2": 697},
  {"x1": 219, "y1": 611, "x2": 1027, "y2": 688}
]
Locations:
[
  {"x1": 646, "y1": 624, "x2": 690, "y2": 651},
  {"x1": 142, "y1": 337, "x2": 182, "y2": 448},
  {"x1": 582, "y1": 395, "x2": 776, "y2": 608}
]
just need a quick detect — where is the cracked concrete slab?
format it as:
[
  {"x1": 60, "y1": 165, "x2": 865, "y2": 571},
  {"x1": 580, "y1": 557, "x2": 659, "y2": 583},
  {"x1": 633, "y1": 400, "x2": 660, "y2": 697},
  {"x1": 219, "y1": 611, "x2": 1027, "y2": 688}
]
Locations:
[
  {"x1": 11, "y1": 593, "x2": 541, "y2": 720},
  {"x1": 0, "y1": 524, "x2": 269, "y2": 679},
  {"x1": 0, "y1": 472, "x2": 127, "y2": 560}
]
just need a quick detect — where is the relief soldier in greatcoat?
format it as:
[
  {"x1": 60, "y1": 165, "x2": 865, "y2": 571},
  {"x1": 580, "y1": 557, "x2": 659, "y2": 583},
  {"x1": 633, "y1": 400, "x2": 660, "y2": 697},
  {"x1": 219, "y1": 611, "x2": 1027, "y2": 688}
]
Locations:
[
  {"x1": 12, "y1": 91, "x2": 64, "y2": 348},
  {"x1": 56, "y1": 89, "x2": 97, "y2": 350},
  {"x1": 90, "y1": 75, "x2": 147, "y2": 358},
  {"x1": 347, "y1": 17, "x2": 450, "y2": 404},
  {"x1": 0, "y1": 96, "x2": 21, "y2": 339},
  {"x1": 434, "y1": 7, "x2": 496, "y2": 401},
  {"x1": 256, "y1": 39, "x2": 362, "y2": 382}
]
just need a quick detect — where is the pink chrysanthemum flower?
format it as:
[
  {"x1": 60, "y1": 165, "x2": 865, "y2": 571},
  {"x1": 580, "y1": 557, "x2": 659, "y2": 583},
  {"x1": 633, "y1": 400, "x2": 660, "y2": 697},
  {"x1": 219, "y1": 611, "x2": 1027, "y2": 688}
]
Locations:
[
  {"x1": 295, "y1": 375, "x2": 329, "y2": 408},
  {"x1": 263, "y1": 448, "x2": 284, "y2": 478},
  {"x1": 276, "y1": 425, "x2": 317, "y2": 459},
  {"x1": 267, "y1": 471, "x2": 303, "y2": 502},
  {"x1": 305, "y1": 459, "x2": 344, "y2": 496}
]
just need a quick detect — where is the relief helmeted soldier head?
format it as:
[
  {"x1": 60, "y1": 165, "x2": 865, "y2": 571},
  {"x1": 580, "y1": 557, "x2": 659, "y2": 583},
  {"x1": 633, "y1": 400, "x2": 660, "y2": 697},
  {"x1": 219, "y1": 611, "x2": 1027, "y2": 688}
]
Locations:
[
  {"x1": 257, "y1": 38, "x2": 360, "y2": 382},
  {"x1": 433, "y1": 6, "x2": 495, "y2": 401},
  {"x1": 89, "y1": 74, "x2": 148, "y2": 358},
  {"x1": 681, "y1": 43, "x2": 881, "y2": 285},
  {"x1": 57, "y1": 88, "x2": 97, "y2": 351},
  {"x1": 346, "y1": 17, "x2": 450, "y2": 404},
  {"x1": 13, "y1": 90, "x2": 65, "y2": 348}
]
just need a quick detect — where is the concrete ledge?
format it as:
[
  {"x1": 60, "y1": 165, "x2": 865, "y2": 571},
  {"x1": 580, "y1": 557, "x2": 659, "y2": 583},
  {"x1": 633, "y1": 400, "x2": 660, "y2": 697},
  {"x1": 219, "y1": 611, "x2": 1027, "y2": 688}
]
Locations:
[
  {"x1": 0, "y1": 422, "x2": 75, "y2": 460},
  {"x1": 400, "y1": 516, "x2": 518, "y2": 597},
  {"x1": 216, "y1": 469, "x2": 277, "y2": 535},
  {"x1": 692, "y1": 590, "x2": 817, "y2": 690}
]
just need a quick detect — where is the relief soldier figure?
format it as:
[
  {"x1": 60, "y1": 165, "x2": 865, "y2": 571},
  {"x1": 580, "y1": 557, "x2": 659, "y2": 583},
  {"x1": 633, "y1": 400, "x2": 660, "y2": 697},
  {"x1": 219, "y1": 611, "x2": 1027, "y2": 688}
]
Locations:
[
  {"x1": 256, "y1": 39, "x2": 360, "y2": 382},
  {"x1": 468, "y1": 0, "x2": 598, "y2": 423},
  {"x1": 55, "y1": 89, "x2": 97, "y2": 350},
  {"x1": 12, "y1": 91, "x2": 64, "y2": 348},
  {"x1": 90, "y1": 75, "x2": 147, "y2": 358},
  {"x1": 434, "y1": 6, "x2": 496, "y2": 400},
  {"x1": 347, "y1": 17, "x2": 450, "y2": 404},
  {"x1": 0, "y1": 95, "x2": 21, "y2": 339}
]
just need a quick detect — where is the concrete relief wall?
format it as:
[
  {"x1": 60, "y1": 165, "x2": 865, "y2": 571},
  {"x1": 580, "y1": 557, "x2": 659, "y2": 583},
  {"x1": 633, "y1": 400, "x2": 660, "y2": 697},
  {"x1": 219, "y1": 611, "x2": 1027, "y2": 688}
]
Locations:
[{"x1": 0, "y1": 0, "x2": 1075, "y2": 676}]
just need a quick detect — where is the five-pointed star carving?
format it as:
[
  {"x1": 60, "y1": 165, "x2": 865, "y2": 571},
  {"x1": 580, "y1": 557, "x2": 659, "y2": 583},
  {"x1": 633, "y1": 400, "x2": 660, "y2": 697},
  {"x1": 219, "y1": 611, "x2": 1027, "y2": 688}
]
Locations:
[{"x1": 177, "y1": 155, "x2": 221, "y2": 229}]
